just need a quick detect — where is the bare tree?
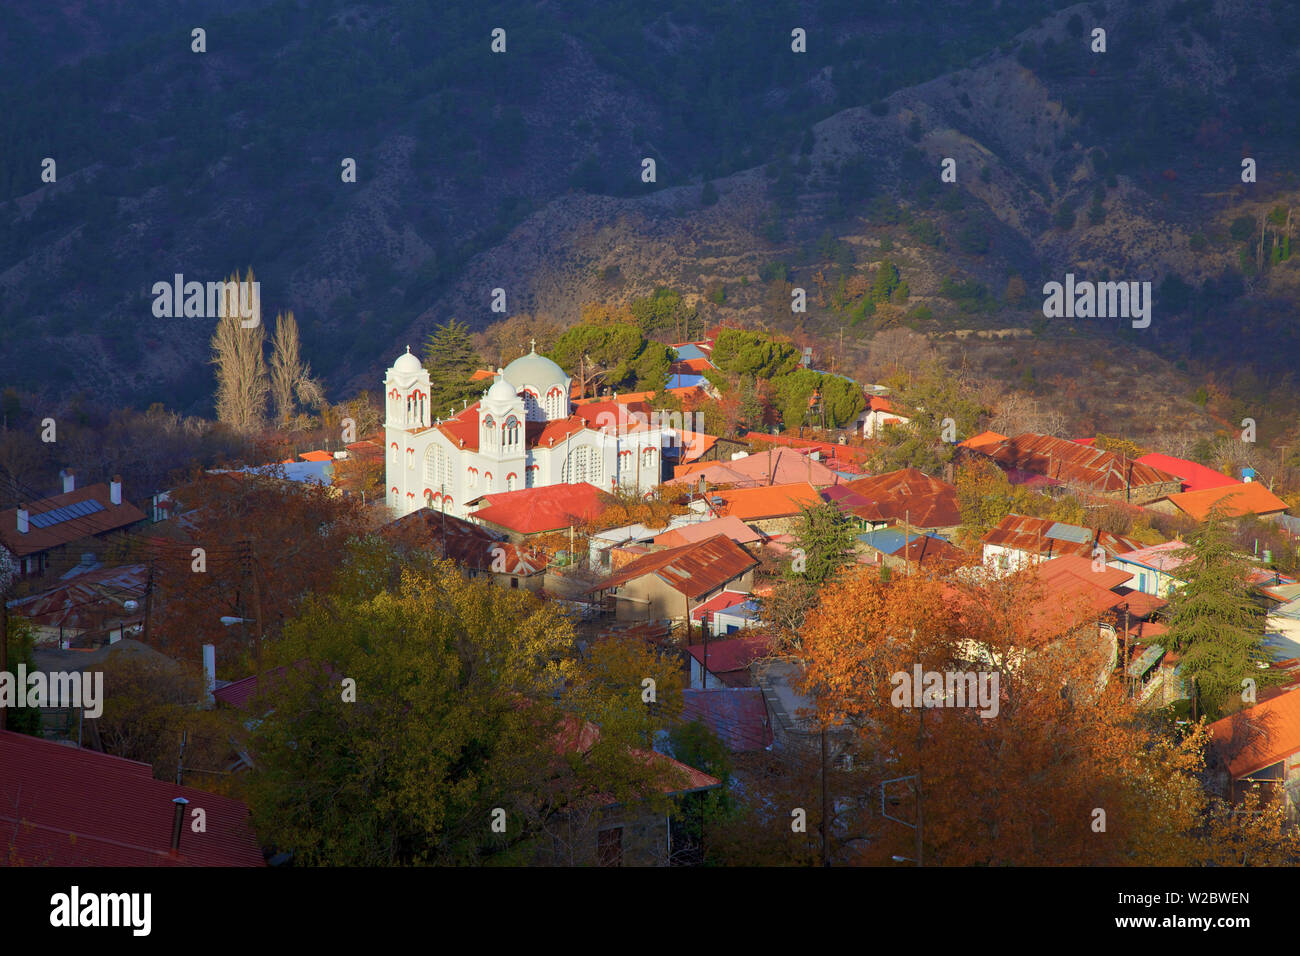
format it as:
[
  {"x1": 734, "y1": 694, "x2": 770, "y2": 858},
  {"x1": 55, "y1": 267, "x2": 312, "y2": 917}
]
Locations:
[
  {"x1": 210, "y1": 270, "x2": 269, "y2": 433},
  {"x1": 269, "y1": 311, "x2": 322, "y2": 424}
]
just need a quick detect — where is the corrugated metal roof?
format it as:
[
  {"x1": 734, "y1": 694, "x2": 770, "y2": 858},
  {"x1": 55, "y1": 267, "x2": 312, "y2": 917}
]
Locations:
[
  {"x1": 982, "y1": 514, "x2": 1140, "y2": 560},
  {"x1": 974, "y1": 433, "x2": 1181, "y2": 493},
  {"x1": 0, "y1": 730, "x2": 264, "y2": 866},
  {"x1": 682, "y1": 688, "x2": 772, "y2": 752},
  {"x1": 840, "y1": 468, "x2": 960, "y2": 528},
  {"x1": 590, "y1": 534, "x2": 758, "y2": 600}
]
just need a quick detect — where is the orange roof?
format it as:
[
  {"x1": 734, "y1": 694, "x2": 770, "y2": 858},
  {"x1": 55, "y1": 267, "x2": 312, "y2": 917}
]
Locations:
[
  {"x1": 654, "y1": 515, "x2": 765, "y2": 548},
  {"x1": 959, "y1": 430, "x2": 1008, "y2": 453},
  {"x1": 707, "y1": 482, "x2": 822, "y2": 521},
  {"x1": 298, "y1": 450, "x2": 334, "y2": 462},
  {"x1": 0, "y1": 484, "x2": 147, "y2": 558},
  {"x1": 469, "y1": 369, "x2": 497, "y2": 382},
  {"x1": 1209, "y1": 688, "x2": 1300, "y2": 779},
  {"x1": 1164, "y1": 482, "x2": 1289, "y2": 521}
]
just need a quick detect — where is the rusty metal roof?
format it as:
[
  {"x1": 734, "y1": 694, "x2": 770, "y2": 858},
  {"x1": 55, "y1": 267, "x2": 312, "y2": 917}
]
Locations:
[
  {"x1": 981, "y1": 514, "x2": 1140, "y2": 560},
  {"x1": 589, "y1": 534, "x2": 758, "y2": 600},
  {"x1": 839, "y1": 468, "x2": 960, "y2": 527},
  {"x1": 974, "y1": 433, "x2": 1180, "y2": 493}
]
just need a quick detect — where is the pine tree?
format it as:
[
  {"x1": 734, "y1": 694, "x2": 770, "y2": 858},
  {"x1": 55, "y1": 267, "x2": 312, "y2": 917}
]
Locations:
[
  {"x1": 422, "y1": 319, "x2": 483, "y2": 416},
  {"x1": 1165, "y1": 511, "x2": 1276, "y2": 720}
]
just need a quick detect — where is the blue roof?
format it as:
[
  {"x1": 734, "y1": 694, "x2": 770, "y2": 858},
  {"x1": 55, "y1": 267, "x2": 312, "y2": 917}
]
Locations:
[
  {"x1": 1045, "y1": 522, "x2": 1091, "y2": 544},
  {"x1": 669, "y1": 373, "x2": 706, "y2": 389},
  {"x1": 858, "y1": 529, "x2": 948, "y2": 555},
  {"x1": 674, "y1": 344, "x2": 709, "y2": 362}
]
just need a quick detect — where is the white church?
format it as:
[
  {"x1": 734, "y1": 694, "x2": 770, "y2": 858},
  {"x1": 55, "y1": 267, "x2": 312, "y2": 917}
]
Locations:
[{"x1": 384, "y1": 344, "x2": 669, "y2": 519}]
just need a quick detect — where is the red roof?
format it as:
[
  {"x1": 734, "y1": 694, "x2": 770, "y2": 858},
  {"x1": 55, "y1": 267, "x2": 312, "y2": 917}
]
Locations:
[
  {"x1": 590, "y1": 534, "x2": 758, "y2": 600},
  {"x1": 470, "y1": 483, "x2": 610, "y2": 535},
  {"x1": 742, "y1": 430, "x2": 873, "y2": 465},
  {"x1": 839, "y1": 468, "x2": 961, "y2": 528},
  {"x1": 345, "y1": 440, "x2": 384, "y2": 461},
  {"x1": 0, "y1": 484, "x2": 147, "y2": 558},
  {"x1": 685, "y1": 633, "x2": 772, "y2": 673},
  {"x1": 1134, "y1": 454, "x2": 1241, "y2": 493},
  {"x1": 1020, "y1": 556, "x2": 1129, "y2": 643},
  {"x1": 959, "y1": 430, "x2": 1008, "y2": 454},
  {"x1": 10, "y1": 563, "x2": 148, "y2": 631},
  {"x1": 689, "y1": 589, "x2": 752, "y2": 621},
  {"x1": 1209, "y1": 688, "x2": 1300, "y2": 779},
  {"x1": 682, "y1": 688, "x2": 773, "y2": 751},
  {"x1": 671, "y1": 447, "x2": 840, "y2": 488},
  {"x1": 0, "y1": 730, "x2": 264, "y2": 866}
]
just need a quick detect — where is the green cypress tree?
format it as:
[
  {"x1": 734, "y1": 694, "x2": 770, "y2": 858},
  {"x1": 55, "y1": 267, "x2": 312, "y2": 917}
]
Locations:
[{"x1": 1165, "y1": 511, "x2": 1277, "y2": 720}]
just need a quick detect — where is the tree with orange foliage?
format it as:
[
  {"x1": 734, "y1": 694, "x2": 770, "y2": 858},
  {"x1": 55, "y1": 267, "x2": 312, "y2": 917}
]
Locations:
[
  {"x1": 798, "y1": 565, "x2": 1300, "y2": 866},
  {"x1": 135, "y1": 468, "x2": 369, "y2": 670}
]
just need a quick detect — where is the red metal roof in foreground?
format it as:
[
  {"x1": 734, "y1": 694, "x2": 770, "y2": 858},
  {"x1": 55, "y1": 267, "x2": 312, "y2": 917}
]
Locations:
[
  {"x1": 0, "y1": 730, "x2": 264, "y2": 866},
  {"x1": 590, "y1": 534, "x2": 758, "y2": 600}
]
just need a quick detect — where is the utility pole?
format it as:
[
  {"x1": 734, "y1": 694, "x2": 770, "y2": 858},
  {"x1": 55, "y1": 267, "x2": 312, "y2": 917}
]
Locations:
[
  {"x1": 915, "y1": 705, "x2": 924, "y2": 867},
  {"x1": 820, "y1": 725, "x2": 831, "y2": 867},
  {"x1": 245, "y1": 541, "x2": 265, "y2": 675},
  {"x1": 142, "y1": 559, "x2": 155, "y2": 646}
]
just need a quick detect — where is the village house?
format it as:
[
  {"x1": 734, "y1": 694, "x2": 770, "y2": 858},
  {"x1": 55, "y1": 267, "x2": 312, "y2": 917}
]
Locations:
[
  {"x1": 700, "y1": 482, "x2": 822, "y2": 535},
  {"x1": 858, "y1": 394, "x2": 910, "y2": 439},
  {"x1": 831, "y1": 467, "x2": 962, "y2": 536},
  {"x1": 1207, "y1": 686, "x2": 1300, "y2": 823},
  {"x1": 1147, "y1": 481, "x2": 1290, "y2": 523},
  {"x1": 964, "y1": 433, "x2": 1183, "y2": 504},
  {"x1": 980, "y1": 514, "x2": 1141, "y2": 577},
  {"x1": 0, "y1": 475, "x2": 146, "y2": 582},
  {"x1": 668, "y1": 446, "x2": 842, "y2": 489},
  {"x1": 381, "y1": 507, "x2": 549, "y2": 591},
  {"x1": 7, "y1": 563, "x2": 148, "y2": 648},
  {"x1": 588, "y1": 534, "x2": 758, "y2": 624}
]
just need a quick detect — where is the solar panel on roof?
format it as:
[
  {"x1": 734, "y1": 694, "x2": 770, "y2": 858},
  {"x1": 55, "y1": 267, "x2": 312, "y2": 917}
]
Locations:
[
  {"x1": 1045, "y1": 522, "x2": 1090, "y2": 544},
  {"x1": 29, "y1": 499, "x2": 106, "y2": 528}
]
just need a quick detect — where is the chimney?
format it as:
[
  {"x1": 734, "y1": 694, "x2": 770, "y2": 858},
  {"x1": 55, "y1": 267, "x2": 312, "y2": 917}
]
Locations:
[
  {"x1": 16, "y1": 504, "x2": 28, "y2": 534},
  {"x1": 170, "y1": 796, "x2": 189, "y2": 853},
  {"x1": 110, "y1": 475, "x2": 122, "y2": 506},
  {"x1": 61, "y1": 469, "x2": 75, "y2": 493},
  {"x1": 202, "y1": 644, "x2": 217, "y2": 706}
]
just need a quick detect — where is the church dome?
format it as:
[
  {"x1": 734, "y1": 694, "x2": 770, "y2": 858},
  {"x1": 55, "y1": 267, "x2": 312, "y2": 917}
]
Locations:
[
  {"x1": 502, "y1": 346, "x2": 568, "y2": 394},
  {"x1": 486, "y1": 374, "x2": 518, "y2": 405},
  {"x1": 392, "y1": 347, "x2": 422, "y2": 376}
]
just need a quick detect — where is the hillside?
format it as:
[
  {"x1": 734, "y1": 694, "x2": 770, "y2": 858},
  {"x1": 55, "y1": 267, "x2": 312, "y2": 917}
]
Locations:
[{"x1": 2, "y1": 0, "x2": 1298, "y2": 446}]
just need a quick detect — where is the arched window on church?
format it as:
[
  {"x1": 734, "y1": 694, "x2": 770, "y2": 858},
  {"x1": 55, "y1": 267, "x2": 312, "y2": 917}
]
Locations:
[
  {"x1": 507, "y1": 472, "x2": 517, "y2": 492},
  {"x1": 485, "y1": 471, "x2": 494, "y2": 488},
  {"x1": 390, "y1": 443, "x2": 399, "y2": 465},
  {"x1": 504, "y1": 416, "x2": 520, "y2": 448},
  {"x1": 468, "y1": 466, "x2": 478, "y2": 488},
  {"x1": 406, "y1": 447, "x2": 414, "y2": 469},
  {"x1": 547, "y1": 386, "x2": 564, "y2": 420},
  {"x1": 483, "y1": 415, "x2": 495, "y2": 448},
  {"x1": 526, "y1": 465, "x2": 538, "y2": 488}
]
